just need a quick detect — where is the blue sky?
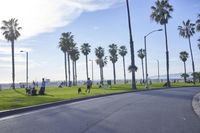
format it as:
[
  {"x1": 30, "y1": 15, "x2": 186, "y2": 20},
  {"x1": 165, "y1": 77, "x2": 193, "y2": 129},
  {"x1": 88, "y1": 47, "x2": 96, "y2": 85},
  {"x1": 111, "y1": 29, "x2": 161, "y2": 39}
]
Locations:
[{"x1": 0, "y1": 0, "x2": 199, "y2": 83}]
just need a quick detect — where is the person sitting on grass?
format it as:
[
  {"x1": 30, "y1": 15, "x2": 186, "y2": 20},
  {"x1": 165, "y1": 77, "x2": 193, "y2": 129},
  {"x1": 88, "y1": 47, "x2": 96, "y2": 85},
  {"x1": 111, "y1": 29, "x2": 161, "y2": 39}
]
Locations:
[{"x1": 31, "y1": 81, "x2": 37, "y2": 96}]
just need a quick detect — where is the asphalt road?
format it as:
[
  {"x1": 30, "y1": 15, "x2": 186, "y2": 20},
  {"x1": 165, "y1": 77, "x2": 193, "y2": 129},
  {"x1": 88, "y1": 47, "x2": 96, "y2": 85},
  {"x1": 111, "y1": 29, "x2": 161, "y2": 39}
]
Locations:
[{"x1": 0, "y1": 87, "x2": 200, "y2": 133}]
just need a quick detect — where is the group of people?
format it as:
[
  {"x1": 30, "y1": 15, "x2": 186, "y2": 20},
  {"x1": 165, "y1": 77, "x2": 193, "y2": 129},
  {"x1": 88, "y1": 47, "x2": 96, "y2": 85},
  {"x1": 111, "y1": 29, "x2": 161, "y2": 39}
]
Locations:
[
  {"x1": 27, "y1": 77, "x2": 93, "y2": 96},
  {"x1": 26, "y1": 78, "x2": 46, "y2": 96}
]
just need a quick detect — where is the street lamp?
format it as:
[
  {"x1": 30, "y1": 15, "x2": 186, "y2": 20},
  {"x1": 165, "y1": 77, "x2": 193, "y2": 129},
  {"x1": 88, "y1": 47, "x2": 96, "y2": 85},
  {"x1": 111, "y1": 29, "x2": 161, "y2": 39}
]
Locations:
[
  {"x1": 20, "y1": 50, "x2": 28, "y2": 88},
  {"x1": 89, "y1": 59, "x2": 94, "y2": 81},
  {"x1": 156, "y1": 60, "x2": 160, "y2": 82},
  {"x1": 125, "y1": 0, "x2": 136, "y2": 89},
  {"x1": 144, "y1": 29, "x2": 162, "y2": 88}
]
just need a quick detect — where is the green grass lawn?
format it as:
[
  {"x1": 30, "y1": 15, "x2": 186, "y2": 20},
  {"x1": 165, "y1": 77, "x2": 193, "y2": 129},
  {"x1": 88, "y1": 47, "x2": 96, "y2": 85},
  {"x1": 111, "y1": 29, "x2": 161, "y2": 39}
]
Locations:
[{"x1": 0, "y1": 82, "x2": 199, "y2": 111}]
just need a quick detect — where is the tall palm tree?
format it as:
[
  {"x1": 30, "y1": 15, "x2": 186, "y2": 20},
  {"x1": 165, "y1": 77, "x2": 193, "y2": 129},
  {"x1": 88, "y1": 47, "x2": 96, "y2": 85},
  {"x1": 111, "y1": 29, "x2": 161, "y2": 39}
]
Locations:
[
  {"x1": 95, "y1": 47, "x2": 107, "y2": 84},
  {"x1": 58, "y1": 35, "x2": 68, "y2": 86},
  {"x1": 179, "y1": 51, "x2": 189, "y2": 83},
  {"x1": 119, "y1": 45, "x2": 128, "y2": 84},
  {"x1": 70, "y1": 47, "x2": 79, "y2": 86},
  {"x1": 1, "y1": 18, "x2": 22, "y2": 89},
  {"x1": 109, "y1": 44, "x2": 118, "y2": 84},
  {"x1": 81, "y1": 43, "x2": 91, "y2": 80},
  {"x1": 137, "y1": 49, "x2": 145, "y2": 83},
  {"x1": 151, "y1": 0, "x2": 173, "y2": 87},
  {"x1": 59, "y1": 32, "x2": 75, "y2": 87},
  {"x1": 178, "y1": 20, "x2": 196, "y2": 84},
  {"x1": 196, "y1": 13, "x2": 200, "y2": 32}
]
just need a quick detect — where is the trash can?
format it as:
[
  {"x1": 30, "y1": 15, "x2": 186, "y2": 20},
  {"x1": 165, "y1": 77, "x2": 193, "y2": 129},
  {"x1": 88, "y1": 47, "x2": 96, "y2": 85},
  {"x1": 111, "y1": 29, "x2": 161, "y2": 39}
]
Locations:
[{"x1": 107, "y1": 80, "x2": 112, "y2": 85}]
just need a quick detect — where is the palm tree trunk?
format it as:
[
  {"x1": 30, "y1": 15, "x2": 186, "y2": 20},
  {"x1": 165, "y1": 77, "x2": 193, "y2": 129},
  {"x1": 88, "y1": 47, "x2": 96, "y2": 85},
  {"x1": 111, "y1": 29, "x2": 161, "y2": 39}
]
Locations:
[
  {"x1": 67, "y1": 53, "x2": 71, "y2": 87},
  {"x1": 113, "y1": 62, "x2": 116, "y2": 84},
  {"x1": 86, "y1": 55, "x2": 88, "y2": 79},
  {"x1": 99, "y1": 66, "x2": 102, "y2": 84},
  {"x1": 11, "y1": 40, "x2": 15, "y2": 89},
  {"x1": 101, "y1": 67, "x2": 104, "y2": 84},
  {"x1": 164, "y1": 24, "x2": 170, "y2": 87},
  {"x1": 64, "y1": 52, "x2": 68, "y2": 86},
  {"x1": 126, "y1": 0, "x2": 136, "y2": 89},
  {"x1": 188, "y1": 37, "x2": 195, "y2": 84},
  {"x1": 184, "y1": 61, "x2": 187, "y2": 83},
  {"x1": 72, "y1": 61, "x2": 75, "y2": 86},
  {"x1": 75, "y1": 61, "x2": 77, "y2": 86},
  {"x1": 100, "y1": 66, "x2": 103, "y2": 85},
  {"x1": 141, "y1": 59, "x2": 144, "y2": 83},
  {"x1": 123, "y1": 56, "x2": 126, "y2": 84}
]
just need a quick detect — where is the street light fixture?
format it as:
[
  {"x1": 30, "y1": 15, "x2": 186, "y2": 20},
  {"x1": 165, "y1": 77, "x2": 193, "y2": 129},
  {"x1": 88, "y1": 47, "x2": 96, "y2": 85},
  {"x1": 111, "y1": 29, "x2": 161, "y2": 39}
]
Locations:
[
  {"x1": 89, "y1": 59, "x2": 94, "y2": 81},
  {"x1": 144, "y1": 29, "x2": 162, "y2": 88},
  {"x1": 20, "y1": 50, "x2": 28, "y2": 88},
  {"x1": 125, "y1": 0, "x2": 136, "y2": 89}
]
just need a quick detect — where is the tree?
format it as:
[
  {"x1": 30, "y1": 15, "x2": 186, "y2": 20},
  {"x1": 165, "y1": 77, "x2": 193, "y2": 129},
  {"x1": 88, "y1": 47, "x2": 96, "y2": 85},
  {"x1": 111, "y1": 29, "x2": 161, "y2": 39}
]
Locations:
[
  {"x1": 1, "y1": 18, "x2": 22, "y2": 89},
  {"x1": 179, "y1": 51, "x2": 189, "y2": 82},
  {"x1": 192, "y1": 72, "x2": 200, "y2": 83},
  {"x1": 59, "y1": 32, "x2": 75, "y2": 87},
  {"x1": 95, "y1": 47, "x2": 107, "y2": 84},
  {"x1": 81, "y1": 43, "x2": 91, "y2": 80},
  {"x1": 196, "y1": 13, "x2": 200, "y2": 32},
  {"x1": 178, "y1": 20, "x2": 196, "y2": 84},
  {"x1": 70, "y1": 47, "x2": 80, "y2": 86},
  {"x1": 181, "y1": 73, "x2": 189, "y2": 82},
  {"x1": 151, "y1": 0, "x2": 173, "y2": 87},
  {"x1": 119, "y1": 45, "x2": 128, "y2": 84},
  {"x1": 137, "y1": 49, "x2": 145, "y2": 83},
  {"x1": 58, "y1": 35, "x2": 68, "y2": 86},
  {"x1": 109, "y1": 44, "x2": 118, "y2": 84}
]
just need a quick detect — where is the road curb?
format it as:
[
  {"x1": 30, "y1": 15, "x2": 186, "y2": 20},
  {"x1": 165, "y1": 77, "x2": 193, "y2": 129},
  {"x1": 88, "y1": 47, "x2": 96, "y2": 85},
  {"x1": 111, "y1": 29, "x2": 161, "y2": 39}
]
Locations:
[
  {"x1": 192, "y1": 92, "x2": 200, "y2": 118},
  {"x1": 0, "y1": 91, "x2": 134, "y2": 118}
]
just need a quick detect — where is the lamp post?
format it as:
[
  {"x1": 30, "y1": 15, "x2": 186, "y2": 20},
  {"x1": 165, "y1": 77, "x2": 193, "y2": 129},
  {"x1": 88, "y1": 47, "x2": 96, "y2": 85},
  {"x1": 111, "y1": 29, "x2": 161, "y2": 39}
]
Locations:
[
  {"x1": 144, "y1": 29, "x2": 162, "y2": 88},
  {"x1": 89, "y1": 59, "x2": 94, "y2": 81},
  {"x1": 156, "y1": 60, "x2": 160, "y2": 82},
  {"x1": 125, "y1": 0, "x2": 136, "y2": 89},
  {"x1": 20, "y1": 50, "x2": 28, "y2": 88}
]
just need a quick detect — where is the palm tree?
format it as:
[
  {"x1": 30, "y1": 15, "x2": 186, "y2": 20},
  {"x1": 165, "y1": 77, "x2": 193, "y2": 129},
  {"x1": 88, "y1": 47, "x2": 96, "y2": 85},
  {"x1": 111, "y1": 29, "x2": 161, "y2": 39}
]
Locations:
[
  {"x1": 181, "y1": 73, "x2": 189, "y2": 82},
  {"x1": 95, "y1": 47, "x2": 107, "y2": 84},
  {"x1": 70, "y1": 47, "x2": 80, "y2": 86},
  {"x1": 119, "y1": 45, "x2": 128, "y2": 84},
  {"x1": 178, "y1": 20, "x2": 196, "y2": 84},
  {"x1": 59, "y1": 32, "x2": 75, "y2": 86},
  {"x1": 151, "y1": 0, "x2": 173, "y2": 87},
  {"x1": 179, "y1": 51, "x2": 189, "y2": 83},
  {"x1": 137, "y1": 49, "x2": 145, "y2": 83},
  {"x1": 1, "y1": 18, "x2": 22, "y2": 89},
  {"x1": 81, "y1": 43, "x2": 91, "y2": 80},
  {"x1": 58, "y1": 35, "x2": 68, "y2": 86},
  {"x1": 196, "y1": 13, "x2": 200, "y2": 32},
  {"x1": 109, "y1": 44, "x2": 118, "y2": 84}
]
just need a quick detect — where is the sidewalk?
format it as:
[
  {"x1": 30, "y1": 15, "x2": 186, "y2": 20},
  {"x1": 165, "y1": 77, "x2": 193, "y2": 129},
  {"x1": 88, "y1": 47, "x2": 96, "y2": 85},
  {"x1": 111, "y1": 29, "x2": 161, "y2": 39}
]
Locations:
[{"x1": 192, "y1": 93, "x2": 200, "y2": 118}]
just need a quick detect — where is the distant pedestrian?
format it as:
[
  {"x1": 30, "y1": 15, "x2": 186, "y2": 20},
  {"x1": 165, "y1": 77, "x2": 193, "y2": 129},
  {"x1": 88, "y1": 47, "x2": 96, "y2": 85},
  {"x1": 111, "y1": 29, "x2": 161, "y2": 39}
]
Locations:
[
  {"x1": 86, "y1": 78, "x2": 92, "y2": 93},
  {"x1": 39, "y1": 78, "x2": 46, "y2": 95}
]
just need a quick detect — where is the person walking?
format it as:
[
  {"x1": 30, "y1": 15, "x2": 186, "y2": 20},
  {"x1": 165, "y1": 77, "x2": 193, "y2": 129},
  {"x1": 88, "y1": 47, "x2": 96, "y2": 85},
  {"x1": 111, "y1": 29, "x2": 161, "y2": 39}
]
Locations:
[
  {"x1": 86, "y1": 78, "x2": 92, "y2": 93},
  {"x1": 39, "y1": 78, "x2": 46, "y2": 95}
]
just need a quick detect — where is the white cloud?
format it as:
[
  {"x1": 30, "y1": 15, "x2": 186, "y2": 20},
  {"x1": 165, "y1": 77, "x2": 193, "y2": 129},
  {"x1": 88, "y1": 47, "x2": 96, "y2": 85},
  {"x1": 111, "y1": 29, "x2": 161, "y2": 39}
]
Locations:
[{"x1": 0, "y1": 0, "x2": 122, "y2": 40}]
